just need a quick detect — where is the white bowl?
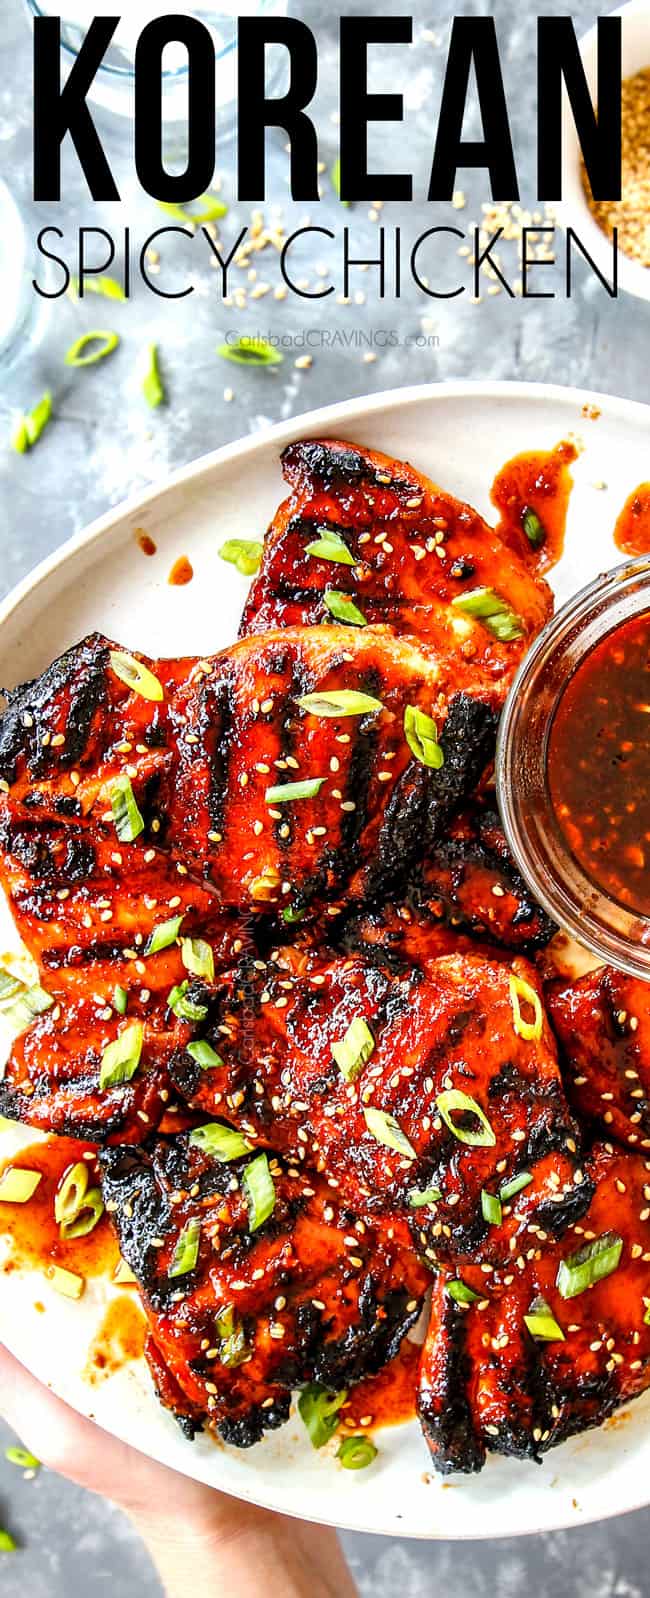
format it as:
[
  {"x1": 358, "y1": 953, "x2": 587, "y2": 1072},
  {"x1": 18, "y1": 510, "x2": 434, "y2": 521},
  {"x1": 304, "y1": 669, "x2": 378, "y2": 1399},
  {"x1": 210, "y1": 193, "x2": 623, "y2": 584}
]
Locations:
[
  {"x1": 558, "y1": 0, "x2": 650, "y2": 301},
  {"x1": 3, "y1": 380, "x2": 650, "y2": 1539}
]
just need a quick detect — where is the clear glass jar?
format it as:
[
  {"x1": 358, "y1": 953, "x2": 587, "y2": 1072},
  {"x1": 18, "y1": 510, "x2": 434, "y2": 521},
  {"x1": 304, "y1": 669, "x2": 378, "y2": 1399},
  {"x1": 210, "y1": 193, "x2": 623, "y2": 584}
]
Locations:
[
  {"x1": 24, "y1": 1, "x2": 289, "y2": 138},
  {"x1": 0, "y1": 180, "x2": 47, "y2": 371},
  {"x1": 496, "y1": 555, "x2": 650, "y2": 979}
]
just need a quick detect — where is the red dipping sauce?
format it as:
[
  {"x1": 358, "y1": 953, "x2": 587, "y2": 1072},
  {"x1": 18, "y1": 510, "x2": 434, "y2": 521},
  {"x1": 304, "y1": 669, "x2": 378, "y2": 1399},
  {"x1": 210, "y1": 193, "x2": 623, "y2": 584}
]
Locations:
[{"x1": 548, "y1": 611, "x2": 650, "y2": 916}]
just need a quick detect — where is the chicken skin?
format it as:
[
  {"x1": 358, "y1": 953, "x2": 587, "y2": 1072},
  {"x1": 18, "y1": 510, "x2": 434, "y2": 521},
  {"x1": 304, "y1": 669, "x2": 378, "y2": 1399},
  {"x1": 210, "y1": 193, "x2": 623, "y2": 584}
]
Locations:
[
  {"x1": 547, "y1": 966, "x2": 650, "y2": 1150},
  {"x1": 418, "y1": 1145, "x2": 650, "y2": 1473},
  {"x1": 0, "y1": 794, "x2": 246, "y2": 1142},
  {"x1": 0, "y1": 627, "x2": 496, "y2": 924},
  {"x1": 167, "y1": 944, "x2": 590, "y2": 1265},
  {"x1": 100, "y1": 1131, "x2": 428, "y2": 1446},
  {"x1": 345, "y1": 798, "x2": 555, "y2": 972},
  {"x1": 240, "y1": 438, "x2": 553, "y2": 701}
]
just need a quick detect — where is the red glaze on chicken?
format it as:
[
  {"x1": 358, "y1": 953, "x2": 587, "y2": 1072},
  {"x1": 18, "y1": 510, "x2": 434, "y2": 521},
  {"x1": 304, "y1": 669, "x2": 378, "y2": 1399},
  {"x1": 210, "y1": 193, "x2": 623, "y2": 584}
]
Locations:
[{"x1": 240, "y1": 438, "x2": 553, "y2": 700}]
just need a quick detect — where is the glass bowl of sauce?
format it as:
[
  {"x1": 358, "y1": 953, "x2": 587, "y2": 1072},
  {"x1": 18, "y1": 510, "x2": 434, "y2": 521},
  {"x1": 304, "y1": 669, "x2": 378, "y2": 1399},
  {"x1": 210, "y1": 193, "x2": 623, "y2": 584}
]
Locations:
[{"x1": 496, "y1": 556, "x2": 650, "y2": 979}]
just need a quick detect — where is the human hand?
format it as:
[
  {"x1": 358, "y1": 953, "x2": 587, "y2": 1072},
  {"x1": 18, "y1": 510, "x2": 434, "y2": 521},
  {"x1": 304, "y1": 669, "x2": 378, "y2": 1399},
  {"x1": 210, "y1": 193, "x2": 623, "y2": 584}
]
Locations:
[{"x1": 0, "y1": 1344, "x2": 357, "y2": 1598}]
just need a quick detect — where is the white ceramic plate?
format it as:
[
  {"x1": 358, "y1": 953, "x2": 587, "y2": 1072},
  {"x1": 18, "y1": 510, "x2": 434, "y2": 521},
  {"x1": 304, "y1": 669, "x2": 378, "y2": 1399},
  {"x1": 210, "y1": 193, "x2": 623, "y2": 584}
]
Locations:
[{"x1": 1, "y1": 380, "x2": 650, "y2": 1541}]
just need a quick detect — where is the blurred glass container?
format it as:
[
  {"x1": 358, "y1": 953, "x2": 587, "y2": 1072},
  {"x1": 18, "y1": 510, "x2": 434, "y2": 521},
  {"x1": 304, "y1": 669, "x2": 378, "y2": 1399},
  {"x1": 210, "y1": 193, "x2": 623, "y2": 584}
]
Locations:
[
  {"x1": 24, "y1": 1, "x2": 290, "y2": 142},
  {"x1": 0, "y1": 180, "x2": 46, "y2": 371}
]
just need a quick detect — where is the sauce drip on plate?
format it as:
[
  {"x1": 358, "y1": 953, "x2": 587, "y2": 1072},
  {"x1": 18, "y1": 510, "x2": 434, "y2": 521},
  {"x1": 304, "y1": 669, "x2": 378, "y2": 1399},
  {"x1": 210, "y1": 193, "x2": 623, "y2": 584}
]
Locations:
[
  {"x1": 168, "y1": 555, "x2": 194, "y2": 586},
  {"x1": 548, "y1": 610, "x2": 650, "y2": 915},
  {"x1": 0, "y1": 1137, "x2": 118, "y2": 1282},
  {"x1": 344, "y1": 1339, "x2": 420, "y2": 1432},
  {"x1": 491, "y1": 442, "x2": 577, "y2": 571},
  {"x1": 614, "y1": 484, "x2": 650, "y2": 557},
  {"x1": 82, "y1": 1296, "x2": 146, "y2": 1385}
]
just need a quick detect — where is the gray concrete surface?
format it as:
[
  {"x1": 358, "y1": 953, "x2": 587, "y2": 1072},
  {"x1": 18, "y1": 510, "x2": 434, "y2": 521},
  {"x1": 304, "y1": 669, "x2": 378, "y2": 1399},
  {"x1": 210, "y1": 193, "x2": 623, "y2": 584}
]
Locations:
[{"x1": 2, "y1": 0, "x2": 650, "y2": 1592}]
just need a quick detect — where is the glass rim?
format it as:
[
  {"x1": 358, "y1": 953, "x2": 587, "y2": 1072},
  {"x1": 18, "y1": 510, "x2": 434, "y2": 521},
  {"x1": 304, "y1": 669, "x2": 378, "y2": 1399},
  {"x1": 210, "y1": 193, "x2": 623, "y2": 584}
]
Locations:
[
  {"x1": 496, "y1": 554, "x2": 650, "y2": 979},
  {"x1": 24, "y1": 0, "x2": 238, "y2": 76}
]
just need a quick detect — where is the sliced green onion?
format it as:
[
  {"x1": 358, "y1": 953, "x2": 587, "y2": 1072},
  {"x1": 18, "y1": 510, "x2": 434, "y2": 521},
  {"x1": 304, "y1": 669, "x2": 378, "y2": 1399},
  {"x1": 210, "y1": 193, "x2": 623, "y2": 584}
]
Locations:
[
  {"x1": 0, "y1": 979, "x2": 53, "y2": 1035},
  {"x1": 330, "y1": 158, "x2": 350, "y2": 206},
  {"x1": 265, "y1": 778, "x2": 324, "y2": 804},
  {"x1": 522, "y1": 506, "x2": 546, "y2": 548},
  {"x1": 111, "y1": 775, "x2": 145, "y2": 843},
  {"x1": 54, "y1": 1161, "x2": 88, "y2": 1223},
  {"x1": 186, "y1": 1039, "x2": 223, "y2": 1070},
  {"x1": 11, "y1": 391, "x2": 52, "y2": 453},
  {"x1": 0, "y1": 1530, "x2": 17, "y2": 1552},
  {"x1": 114, "y1": 1257, "x2": 137, "y2": 1285},
  {"x1": 109, "y1": 650, "x2": 164, "y2": 703},
  {"x1": 243, "y1": 1152, "x2": 276, "y2": 1232},
  {"x1": 481, "y1": 1190, "x2": 502, "y2": 1226},
  {"x1": 436, "y1": 1089, "x2": 496, "y2": 1148},
  {"x1": 0, "y1": 1168, "x2": 42, "y2": 1204},
  {"x1": 113, "y1": 985, "x2": 128, "y2": 1015},
  {"x1": 451, "y1": 588, "x2": 524, "y2": 642},
  {"x1": 323, "y1": 590, "x2": 367, "y2": 627},
  {"x1": 167, "y1": 981, "x2": 209, "y2": 1023},
  {"x1": 215, "y1": 1305, "x2": 247, "y2": 1368},
  {"x1": 181, "y1": 937, "x2": 215, "y2": 982},
  {"x1": 0, "y1": 970, "x2": 25, "y2": 1005},
  {"x1": 403, "y1": 705, "x2": 444, "y2": 769},
  {"x1": 509, "y1": 974, "x2": 543, "y2": 1042},
  {"x1": 60, "y1": 1189, "x2": 104, "y2": 1240},
  {"x1": 644, "y1": 1297, "x2": 650, "y2": 1328},
  {"x1": 298, "y1": 1383, "x2": 347, "y2": 1449},
  {"x1": 158, "y1": 193, "x2": 228, "y2": 225},
  {"x1": 49, "y1": 1265, "x2": 84, "y2": 1299},
  {"x1": 500, "y1": 1171, "x2": 533, "y2": 1203},
  {"x1": 145, "y1": 915, "x2": 184, "y2": 956},
  {"x1": 363, "y1": 1107, "x2": 416, "y2": 1160},
  {"x1": 216, "y1": 338, "x2": 283, "y2": 367},
  {"x1": 168, "y1": 1217, "x2": 201, "y2": 1278},
  {"x1": 447, "y1": 1279, "x2": 480, "y2": 1306},
  {"x1": 10, "y1": 416, "x2": 29, "y2": 454},
  {"x1": 5, "y1": 1447, "x2": 40, "y2": 1470},
  {"x1": 65, "y1": 330, "x2": 119, "y2": 368},
  {"x1": 305, "y1": 529, "x2": 356, "y2": 565},
  {"x1": 281, "y1": 904, "x2": 306, "y2": 925},
  {"x1": 523, "y1": 1296, "x2": 565, "y2": 1342},
  {"x1": 142, "y1": 343, "x2": 165, "y2": 408},
  {"x1": 99, "y1": 1021, "x2": 144, "y2": 1090},
  {"x1": 332, "y1": 1017, "x2": 375, "y2": 1082},
  {"x1": 337, "y1": 1435, "x2": 377, "y2": 1469},
  {"x1": 189, "y1": 1122, "x2": 253, "y2": 1161},
  {"x1": 69, "y1": 273, "x2": 125, "y2": 302},
  {"x1": 219, "y1": 538, "x2": 264, "y2": 576},
  {"x1": 556, "y1": 1232, "x2": 623, "y2": 1300},
  {"x1": 295, "y1": 690, "x2": 383, "y2": 718},
  {"x1": 408, "y1": 1186, "x2": 442, "y2": 1208}
]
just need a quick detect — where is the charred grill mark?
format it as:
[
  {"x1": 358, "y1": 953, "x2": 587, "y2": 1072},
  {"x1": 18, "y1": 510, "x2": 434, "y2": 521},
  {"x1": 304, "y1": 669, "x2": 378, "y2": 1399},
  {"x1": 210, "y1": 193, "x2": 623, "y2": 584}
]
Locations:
[
  {"x1": 281, "y1": 440, "x2": 415, "y2": 498},
  {"x1": 427, "y1": 694, "x2": 497, "y2": 840},
  {"x1": 338, "y1": 693, "x2": 383, "y2": 855},
  {"x1": 0, "y1": 639, "x2": 110, "y2": 783},
  {"x1": 534, "y1": 1174, "x2": 595, "y2": 1235},
  {"x1": 418, "y1": 1293, "x2": 485, "y2": 1475},
  {"x1": 206, "y1": 676, "x2": 235, "y2": 839},
  {"x1": 364, "y1": 765, "x2": 430, "y2": 905}
]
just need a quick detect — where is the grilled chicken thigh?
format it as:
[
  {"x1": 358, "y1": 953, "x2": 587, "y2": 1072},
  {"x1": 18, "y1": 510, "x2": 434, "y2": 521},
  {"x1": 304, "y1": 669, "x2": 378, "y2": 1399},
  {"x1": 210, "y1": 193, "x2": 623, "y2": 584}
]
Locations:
[
  {"x1": 167, "y1": 944, "x2": 590, "y2": 1264},
  {"x1": 0, "y1": 627, "x2": 497, "y2": 923},
  {"x1": 240, "y1": 439, "x2": 553, "y2": 700},
  {"x1": 418, "y1": 1145, "x2": 650, "y2": 1473},
  {"x1": 0, "y1": 794, "x2": 245, "y2": 1141},
  {"x1": 547, "y1": 967, "x2": 650, "y2": 1149},
  {"x1": 346, "y1": 799, "x2": 555, "y2": 971},
  {"x1": 2, "y1": 438, "x2": 628, "y2": 1478},
  {"x1": 100, "y1": 1132, "x2": 428, "y2": 1446}
]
